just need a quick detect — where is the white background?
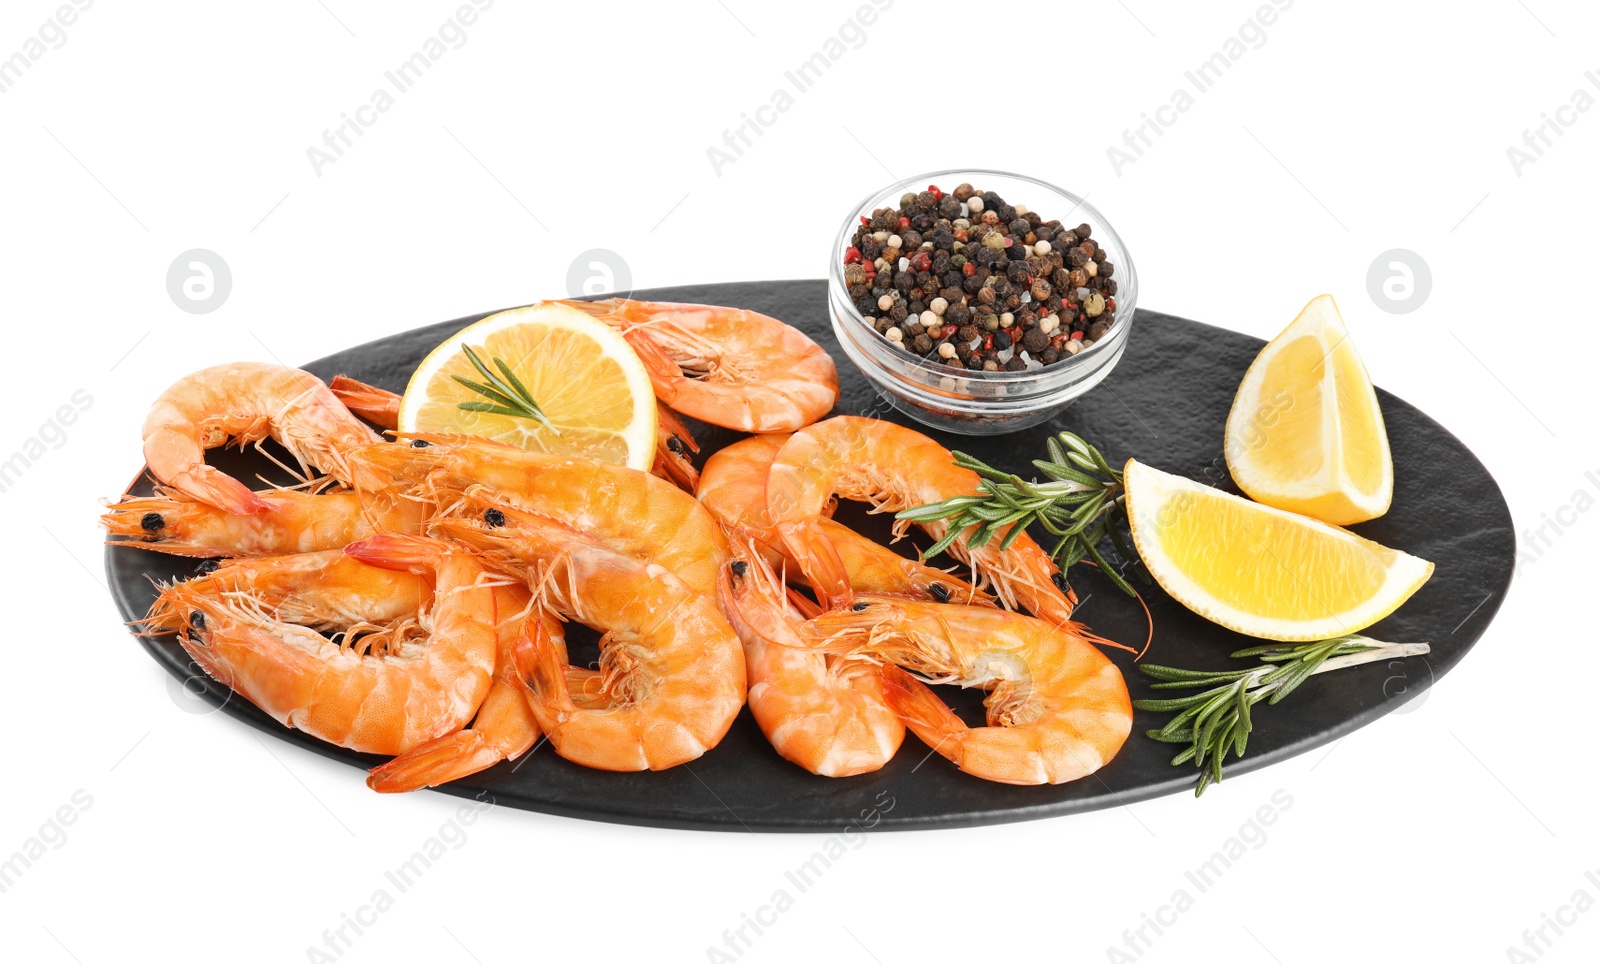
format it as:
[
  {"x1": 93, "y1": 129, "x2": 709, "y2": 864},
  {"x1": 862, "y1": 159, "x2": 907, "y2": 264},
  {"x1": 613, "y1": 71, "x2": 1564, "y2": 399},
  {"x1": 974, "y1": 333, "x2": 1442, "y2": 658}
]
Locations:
[{"x1": 2, "y1": 1, "x2": 1596, "y2": 962}]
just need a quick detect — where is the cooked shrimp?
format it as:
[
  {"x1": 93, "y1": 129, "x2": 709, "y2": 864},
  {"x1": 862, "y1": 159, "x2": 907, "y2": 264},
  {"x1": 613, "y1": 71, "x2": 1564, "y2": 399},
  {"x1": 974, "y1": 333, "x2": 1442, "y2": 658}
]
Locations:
[
  {"x1": 698, "y1": 434, "x2": 991, "y2": 605},
  {"x1": 148, "y1": 534, "x2": 496, "y2": 755},
  {"x1": 329, "y1": 374, "x2": 400, "y2": 426},
  {"x1": 142, "y1": 363, "x2": 384, "y2": 514},
  {"x1": 366, "y1": 584, "x2": 554, "y2": 793},
  {"x1": 143, "y1": 550, "x2": 428, "y2": 635},
  {"x1": 652, "y1": 401, "x2": 701, "y2": 492},
  {"x1": 497, "y1": 513, "x2": 745, "y2": 771},
  {"x1": 102, "y1": 488, "x2": 424, "y2": 558},
  {"x1": 801, "y1": 598, "x2": 1132, "y2": 785},
  {"x1": 349, "y1": 435, "x2": 728, "y2": 594},
  {"x1": 765, "y1": 416, "x2": 1077, "y2": 626},
  {"x1": 560, "y1": 299, "x2": 838, "y2": 432},
  {"x1": 720, "y1": 539, "x2": 902, "y2": 776},
  {"x1": 330, "y1": 373, "x2": 703, "y2": 492}
]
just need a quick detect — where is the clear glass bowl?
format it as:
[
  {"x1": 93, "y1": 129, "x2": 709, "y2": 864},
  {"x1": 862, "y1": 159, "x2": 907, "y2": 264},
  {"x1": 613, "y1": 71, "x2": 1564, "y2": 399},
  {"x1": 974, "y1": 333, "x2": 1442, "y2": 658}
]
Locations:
[{"x1": 829, "y1": 168, "x2": 1138, "y2": 434}]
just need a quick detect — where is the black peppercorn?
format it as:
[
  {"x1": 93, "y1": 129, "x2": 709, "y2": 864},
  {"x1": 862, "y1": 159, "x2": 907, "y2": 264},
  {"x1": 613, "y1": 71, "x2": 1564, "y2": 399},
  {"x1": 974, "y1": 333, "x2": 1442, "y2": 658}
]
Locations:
[
  {"x1": 1005, "y1": 357, "x2": 1028, "y2": 371},
  {"x1": 1022, "y1": 328, "x2": 1049, "y2": 353},
  {"x1": 1009, "y1": 218, "x2": 1030, "y2": 236},
  {"x1": 1040, "y1": 348, "x2": 1061, "y2": 365},
  {"x1": 1089, "y1": 319, "x2": 1113, "y2": 341},
  {"x1": 1076, "y1": 223, "x2": 1092, "y2": 239},
  {"x1": 889, "y1": 305, "x2": 909, "y2": 323},
  {"x1": 994, "y1": 330, "x2": 1013, "y2": 351},
  {"x1": 911, "y1": 333, "x2": 934, "y2": 354}
]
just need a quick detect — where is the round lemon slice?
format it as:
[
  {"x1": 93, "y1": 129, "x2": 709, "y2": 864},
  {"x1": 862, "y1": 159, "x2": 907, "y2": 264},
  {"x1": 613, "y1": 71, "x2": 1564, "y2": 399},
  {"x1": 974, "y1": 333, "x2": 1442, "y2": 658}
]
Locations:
[
  {"x1": 398, "y1": 303, "x2": 656, "y2": 470},
  {"x1": 1124, "y1": 458, "x2": 1432, "y2": 642},
  {"x1": 1225, "y1": 294, "x2": 1393, "y2": 525}
]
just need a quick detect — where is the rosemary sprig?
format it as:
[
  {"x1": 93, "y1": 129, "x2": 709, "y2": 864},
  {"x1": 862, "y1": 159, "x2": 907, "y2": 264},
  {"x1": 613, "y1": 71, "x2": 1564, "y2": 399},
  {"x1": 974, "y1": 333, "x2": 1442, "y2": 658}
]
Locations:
[
  {"x1": 1135, "y1": 636, "x2": 1432, "y2": 796},
  {"x1": 895, "y1": 431, "x2": 1146, "y2": 596},
  {"x1": 450, "y1": 345, "x2": 559, "y2": 434}
]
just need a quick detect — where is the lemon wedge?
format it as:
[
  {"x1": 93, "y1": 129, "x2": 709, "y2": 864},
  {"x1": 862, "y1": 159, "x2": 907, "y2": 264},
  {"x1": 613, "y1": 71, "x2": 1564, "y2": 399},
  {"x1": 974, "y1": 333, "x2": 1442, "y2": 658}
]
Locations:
[
  {"x1": 398, "y1": 303, "x2": 656, "y2": 470},
  {"x1": 1124, "y1": 458, "x2": 1432, "y2": 641},
  {"x1": 1225, "y1": 295, "x2": 1393, "y2": 525}
]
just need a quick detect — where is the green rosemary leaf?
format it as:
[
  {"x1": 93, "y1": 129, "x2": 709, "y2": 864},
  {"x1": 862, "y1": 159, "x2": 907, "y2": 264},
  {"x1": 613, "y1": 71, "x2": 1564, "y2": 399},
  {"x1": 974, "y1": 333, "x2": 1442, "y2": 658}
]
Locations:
[
  {"x1": 450, "y1": 375, "x2": 523, "y2": 411},
  {"x1": 456, "y1": 402, "x2": 537, "y2": 419},
  {"x1": 492, "y1": 356, "x2": 536, "y2": 407},
  {"x1": 920, "y1": 526, "x2": 965, "y2": 562}
]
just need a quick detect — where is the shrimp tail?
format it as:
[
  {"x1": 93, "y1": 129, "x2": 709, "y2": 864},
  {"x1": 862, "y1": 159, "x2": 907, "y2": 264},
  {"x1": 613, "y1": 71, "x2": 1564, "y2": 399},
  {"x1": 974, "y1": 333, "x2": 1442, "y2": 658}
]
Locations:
[
  {"x1": 330, "y1": 375, "x2": 401, "y2": 430},
  {"x1": 513, "y1": 622, "x2": 576, "y2": 719},
  {"x1": 164, "y1": 465, "x2": 271, "y2": 515},
  {"x1": 344, "y1": 533, "x2": 440, "y2": 573},
  {"x1": 879, "y1": 664, "x2": 966, "y2": 761},
  {"x1": 774, "y1": 520, "x2": 854, "y2": 611},
  {"x1": 622, "y1": 331, "x2": 686, "y2": 402},
  {"x1": 366, "y1": 731, "x2": 512, "y2": 793}
]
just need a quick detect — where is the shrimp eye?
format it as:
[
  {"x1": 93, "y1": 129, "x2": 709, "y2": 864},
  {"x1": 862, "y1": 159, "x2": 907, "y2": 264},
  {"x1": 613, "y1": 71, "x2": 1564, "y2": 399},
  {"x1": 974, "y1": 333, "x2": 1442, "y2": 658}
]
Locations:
[
  {"x1": 852, "y1": 601, "x2": 870, "y2": 611},
  {"x1": 140, "y1": 512, "x2": 165, "y2": 534},
  {"x1": 188, "y1": 611, "x2": 206, "y2": 631},
  {"x1": 410, "y1": 438, "x2": 432, "y2": 448},
  {"x1": 666, "y1": 436, "x2": 688, "y2": 455},
  {"x1": 194, "y1": 559, "x2": 220, "y2": 576},
  {"x1": 928, "y1": 583, "x2": 951, "y2": 603},
  {"x1": 730, "y1": 560, "x2": 749, "y2": 577},
  {"x1": 1051, "y1": 572, "x2": 1069, "y2": 592},
  {"x1": 484, "y1": 508, "x2": 507, "y2": 528}
]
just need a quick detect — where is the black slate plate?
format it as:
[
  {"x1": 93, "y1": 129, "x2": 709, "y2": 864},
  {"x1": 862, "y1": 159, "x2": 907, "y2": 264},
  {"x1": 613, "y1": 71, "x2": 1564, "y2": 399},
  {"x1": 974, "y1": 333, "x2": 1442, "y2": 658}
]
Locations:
[{"x1": 105, "y1": 281, "x2": 1514, "y2": 831}]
